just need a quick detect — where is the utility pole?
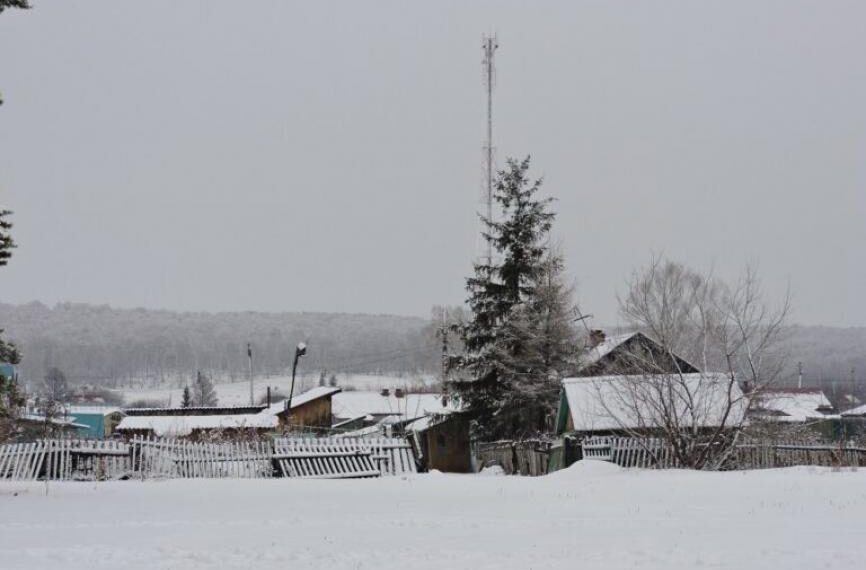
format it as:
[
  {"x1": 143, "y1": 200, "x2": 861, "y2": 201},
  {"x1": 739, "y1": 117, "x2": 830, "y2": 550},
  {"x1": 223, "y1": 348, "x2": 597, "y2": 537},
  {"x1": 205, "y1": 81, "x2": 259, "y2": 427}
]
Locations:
[
  {"x1": 285, "y1": 342, "x2": 307, "y2": 418},
  {"x1": 437, "y1": 308, "x2": 449, "y2": 382},
  {"x1": 482, "y1": 34, "x2": 498, "y2": 266},
  {"x1": 247, "y1": 343, "x2": 253, "y2": 406}
]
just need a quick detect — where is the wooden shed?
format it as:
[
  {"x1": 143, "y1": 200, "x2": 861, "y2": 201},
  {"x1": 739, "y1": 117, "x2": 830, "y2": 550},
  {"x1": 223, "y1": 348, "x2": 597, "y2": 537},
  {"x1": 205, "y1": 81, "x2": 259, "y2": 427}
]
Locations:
[
  {"x1": 409, "y1": 413, "x2": 472, "y2": 473},
  {"x1": 266, "y1": 386, "x2": 341, "y2": 429}
]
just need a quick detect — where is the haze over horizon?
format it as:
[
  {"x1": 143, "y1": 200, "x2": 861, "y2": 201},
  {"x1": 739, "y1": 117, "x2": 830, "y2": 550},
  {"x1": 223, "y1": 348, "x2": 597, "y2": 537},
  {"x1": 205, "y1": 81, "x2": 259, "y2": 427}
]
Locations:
[{"x1": 2, "y1": 2, "x2": 864, "y2": 326}]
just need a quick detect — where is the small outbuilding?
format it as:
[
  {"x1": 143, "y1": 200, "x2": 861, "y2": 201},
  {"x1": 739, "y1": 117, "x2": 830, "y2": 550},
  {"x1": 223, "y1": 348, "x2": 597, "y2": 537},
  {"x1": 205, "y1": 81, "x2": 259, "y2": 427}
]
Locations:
[
  {"x1": 408, "y1": 412, "x2": 472, "y2": 473},
  {"x1": 260, "y1": 386, "x2": 342, "y2": 429}
]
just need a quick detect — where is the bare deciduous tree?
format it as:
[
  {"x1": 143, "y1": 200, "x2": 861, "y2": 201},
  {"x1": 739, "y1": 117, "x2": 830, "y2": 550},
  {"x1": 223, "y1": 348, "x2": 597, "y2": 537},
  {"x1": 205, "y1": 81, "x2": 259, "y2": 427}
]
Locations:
[{"x1": 590, "y1": 256, "x2": 790, "y2": 469}]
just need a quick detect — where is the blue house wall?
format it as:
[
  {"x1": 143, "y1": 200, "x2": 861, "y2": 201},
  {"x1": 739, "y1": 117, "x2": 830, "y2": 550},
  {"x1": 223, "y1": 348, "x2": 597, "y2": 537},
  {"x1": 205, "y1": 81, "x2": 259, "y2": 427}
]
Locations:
[{"x1": 67, "y1": 412, "x2": 107, "y2": 439}]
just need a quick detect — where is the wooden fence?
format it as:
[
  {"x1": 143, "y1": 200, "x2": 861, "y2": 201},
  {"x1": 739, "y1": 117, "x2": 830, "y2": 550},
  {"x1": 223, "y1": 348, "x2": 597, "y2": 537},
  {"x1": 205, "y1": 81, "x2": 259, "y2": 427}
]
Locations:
[
  {"x1": 0, "y1": 435, "x2": 417, "y2": 481},
  {"x1": 581, "y1": 436, "x2": 866, "y2": 470},
  {"x1": 477, "y1": 440, "x2": 556, "y2": 476}
]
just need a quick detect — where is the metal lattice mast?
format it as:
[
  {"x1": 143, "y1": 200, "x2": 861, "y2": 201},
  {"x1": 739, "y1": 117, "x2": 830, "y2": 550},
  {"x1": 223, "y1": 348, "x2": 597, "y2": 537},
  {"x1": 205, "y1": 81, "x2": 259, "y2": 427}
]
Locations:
[{"x1": 482, "y1": 34, "x2": 498, "y2": 266}]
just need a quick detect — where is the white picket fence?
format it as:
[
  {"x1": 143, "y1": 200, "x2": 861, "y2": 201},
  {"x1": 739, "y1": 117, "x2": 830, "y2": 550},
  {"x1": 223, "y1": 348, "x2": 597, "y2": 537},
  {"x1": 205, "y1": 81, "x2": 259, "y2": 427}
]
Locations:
[{"x1": 0, "y1": 435, "x2": 417, "y2": 481}]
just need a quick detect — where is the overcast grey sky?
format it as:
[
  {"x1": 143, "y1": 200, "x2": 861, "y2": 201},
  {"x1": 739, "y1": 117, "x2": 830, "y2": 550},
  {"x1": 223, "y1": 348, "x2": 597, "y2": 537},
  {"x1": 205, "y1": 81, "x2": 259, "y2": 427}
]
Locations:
[{"x1": 1, "y1": 1, "x2": 864, "y2": 326}]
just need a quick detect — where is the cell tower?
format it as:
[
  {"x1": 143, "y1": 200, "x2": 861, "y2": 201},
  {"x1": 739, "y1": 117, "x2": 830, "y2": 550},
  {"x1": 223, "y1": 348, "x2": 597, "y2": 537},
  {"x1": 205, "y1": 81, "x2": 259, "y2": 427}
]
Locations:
[{"x1": 482, "y1": 34, "x2": 498, "y2": 265}]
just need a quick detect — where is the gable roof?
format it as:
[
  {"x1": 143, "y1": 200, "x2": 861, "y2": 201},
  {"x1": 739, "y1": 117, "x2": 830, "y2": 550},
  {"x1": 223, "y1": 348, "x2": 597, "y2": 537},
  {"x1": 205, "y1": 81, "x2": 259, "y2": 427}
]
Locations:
[
  {"x1": 841, "y1": 403, "x2": 866, "y2": 417},
  {"x1": 578, "y1": 331, "x2": 700, "y2": 376},
  {"x1": 559, "y1": 373, "x2": 745, "y2": 433},
  {"x1": 750, "y1": 388, "x2": 838, "y2": 422},
  {"x1": 579, "y1": 333, "x2": 640, "y2": 369}
]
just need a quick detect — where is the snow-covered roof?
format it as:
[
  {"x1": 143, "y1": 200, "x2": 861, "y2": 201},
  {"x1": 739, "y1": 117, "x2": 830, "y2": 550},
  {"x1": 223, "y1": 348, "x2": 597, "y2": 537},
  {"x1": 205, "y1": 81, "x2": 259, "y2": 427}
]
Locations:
[
  {"x1": 405, "y1": 411, "x2": 455, "y2": 433},
  {"x1": 331, "y1": 391, "x2": 454, "y2": 421},
  {"x1": 67, "y1": 406, "x2": 123, "y2": 417},
  {"x1": 333, "y1": 424, "x2": 389, "y2": 438},
  {"x1": 842, "y1": 403, "x2": 866, "y2": 417},
  {"x1": 750, "y1": 389, "x2": 838, "y2": 423},
  {"x1": 579, "y1": 333, "x2": 638, "y2": 369},
  {"x1": 19, "y1": 414, "x2": 89, "y2": 429},
  {"x1": 259, "y1": 386, "x2": 342, "y2": 416},
  {"x1": 561, "y1": 373, "x2": 746, "y2": 432},
  {"x1": 116, "y1": 413, "x2": 277, "y2": 437}
]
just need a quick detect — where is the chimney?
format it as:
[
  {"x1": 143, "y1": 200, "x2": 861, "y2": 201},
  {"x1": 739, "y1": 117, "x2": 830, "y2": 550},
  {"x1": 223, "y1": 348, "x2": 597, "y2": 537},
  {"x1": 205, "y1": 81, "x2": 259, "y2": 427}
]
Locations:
[
  {"x1": 588, "y1": 329, "x2": 606, "y2": 349},
  {"x1": 394, "y1": 388, "x2": 405, "y2": 399},
  {"x1": 380, "y1": 388, "x2": 390, "y2": 397}
]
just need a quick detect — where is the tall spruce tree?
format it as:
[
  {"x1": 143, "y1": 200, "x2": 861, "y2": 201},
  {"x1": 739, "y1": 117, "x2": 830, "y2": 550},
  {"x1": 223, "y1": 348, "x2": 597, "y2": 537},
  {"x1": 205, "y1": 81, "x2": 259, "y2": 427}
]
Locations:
[
  {"x1": 453, "y1": 157, "x2": 576, "y2": 439},
  {"x1": 181, "y1": 385, "x2": 193, "y2": 408}
]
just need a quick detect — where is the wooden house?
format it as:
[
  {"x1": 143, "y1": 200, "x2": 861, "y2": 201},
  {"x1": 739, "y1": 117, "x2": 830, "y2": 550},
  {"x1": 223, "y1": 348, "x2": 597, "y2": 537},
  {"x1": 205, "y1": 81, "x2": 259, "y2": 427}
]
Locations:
[
  {"x1": 577, "y1": 330, "x2": 699, "y2": 377},
  {"x1": 555, "y1": 373, "x2": 746, "y2": 437}
]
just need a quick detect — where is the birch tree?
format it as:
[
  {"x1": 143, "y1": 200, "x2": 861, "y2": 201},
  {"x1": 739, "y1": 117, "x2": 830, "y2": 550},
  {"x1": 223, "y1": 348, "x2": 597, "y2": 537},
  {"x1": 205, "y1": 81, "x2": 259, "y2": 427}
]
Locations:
[{"x1": 592, "y1": 256, "x2": 789, "y2": 469}]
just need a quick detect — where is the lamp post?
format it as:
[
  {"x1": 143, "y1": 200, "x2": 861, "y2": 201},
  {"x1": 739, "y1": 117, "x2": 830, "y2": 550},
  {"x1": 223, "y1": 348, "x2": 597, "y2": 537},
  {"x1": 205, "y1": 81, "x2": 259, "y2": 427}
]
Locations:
[{"x1": 285, "y1": 342, "x2": 307, "y2": 416}]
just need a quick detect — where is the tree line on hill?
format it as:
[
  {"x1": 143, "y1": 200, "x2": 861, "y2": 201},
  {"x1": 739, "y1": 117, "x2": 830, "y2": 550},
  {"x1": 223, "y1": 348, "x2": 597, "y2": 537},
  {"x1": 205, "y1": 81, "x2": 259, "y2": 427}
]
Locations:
[{"x1": 0, "y1": 301, "x2": 443, "y2": 389}]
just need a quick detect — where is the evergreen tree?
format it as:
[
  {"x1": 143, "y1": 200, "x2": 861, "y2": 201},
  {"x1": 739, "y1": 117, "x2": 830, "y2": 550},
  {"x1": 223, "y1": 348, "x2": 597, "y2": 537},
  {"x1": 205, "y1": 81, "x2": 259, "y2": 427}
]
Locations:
[
  {"x1": 0, "y1": 209, "x2": 21, "y2": 440},
  {"x1": 452, "y1": 157, "x2": 577, "y2": 439},
  {"x1": 0, "y1": 2, "x2": 31, "y2": 108},
  {"x1": 192, "y1": 371, "x2": 218, "y2": 407},
  {"x1": 0, "y1": 210, "x2": 14, "y2": 268},
  {"x1": 181, "y1": 385, "x2": 193, "y2": 408},
  {"x1": 0, "y1": 1, "x2": 31, "y2": 15}
]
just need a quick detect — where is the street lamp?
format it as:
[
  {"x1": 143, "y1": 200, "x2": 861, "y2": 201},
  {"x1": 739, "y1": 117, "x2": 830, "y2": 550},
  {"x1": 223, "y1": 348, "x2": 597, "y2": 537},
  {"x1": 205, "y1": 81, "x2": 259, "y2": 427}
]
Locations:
[{"x1": 285, "y1": 342, "x2": 307, "y2": 415}]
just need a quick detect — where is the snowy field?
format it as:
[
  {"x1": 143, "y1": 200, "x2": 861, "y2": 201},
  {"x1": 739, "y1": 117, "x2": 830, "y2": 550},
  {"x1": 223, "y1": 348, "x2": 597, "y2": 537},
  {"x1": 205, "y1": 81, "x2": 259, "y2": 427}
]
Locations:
[
  {"x1": 120, "y1": 373, "x2": 438, "y2": 407},
  {"x1": 2, "y1": 463, "x2": 865, "y2": 570}
]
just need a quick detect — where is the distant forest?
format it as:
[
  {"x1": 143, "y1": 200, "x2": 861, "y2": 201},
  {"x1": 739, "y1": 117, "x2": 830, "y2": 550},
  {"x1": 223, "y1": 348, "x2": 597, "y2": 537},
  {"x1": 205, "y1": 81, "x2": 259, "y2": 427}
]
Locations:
[
  {"x1": 0, "y1": 302, "x2": 442, "y2": 388},
  {"x1": 1, "y1": 302, "x2": 865, "y2": 398}
]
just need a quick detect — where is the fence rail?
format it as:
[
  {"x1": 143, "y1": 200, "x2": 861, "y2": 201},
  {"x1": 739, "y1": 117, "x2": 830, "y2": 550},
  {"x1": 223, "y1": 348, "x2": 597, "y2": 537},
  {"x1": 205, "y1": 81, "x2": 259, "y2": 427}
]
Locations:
[
  {"x1": 0, "y1": 435, "x2": 417, "y2": 482},
  {"x1": 581, "y1": 436, "x2": 866, "y2": 470}
]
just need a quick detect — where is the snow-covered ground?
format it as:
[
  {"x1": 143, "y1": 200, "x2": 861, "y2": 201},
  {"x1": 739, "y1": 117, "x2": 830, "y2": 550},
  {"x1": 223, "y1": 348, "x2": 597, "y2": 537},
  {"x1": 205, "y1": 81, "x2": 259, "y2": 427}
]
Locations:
[
  {"x1": 120, "y1": 373, "x2": 438, "y2": 407},
  {"x1": 2, "y1": 463, "x2": 865, "y2": 569}
]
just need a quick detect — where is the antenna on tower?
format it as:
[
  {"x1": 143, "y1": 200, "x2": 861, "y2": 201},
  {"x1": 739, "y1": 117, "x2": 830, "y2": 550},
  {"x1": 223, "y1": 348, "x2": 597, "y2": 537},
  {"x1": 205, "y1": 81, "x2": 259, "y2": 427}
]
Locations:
[{"x1": 482, "y1": 33, "x2": 498, "y2": 266}]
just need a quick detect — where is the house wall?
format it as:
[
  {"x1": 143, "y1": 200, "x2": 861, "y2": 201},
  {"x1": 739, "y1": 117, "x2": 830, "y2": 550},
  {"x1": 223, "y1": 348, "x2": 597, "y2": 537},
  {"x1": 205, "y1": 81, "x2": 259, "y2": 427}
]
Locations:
[
  {"x1": 69, "y1": 413, "x2": 106, "y2": 439},
  {"x1": 279, "y1": 397, "x2": 333, "y2": 428},
  {"x1": 425, "y1": 416, "x2": 472, "y2": 473}
]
